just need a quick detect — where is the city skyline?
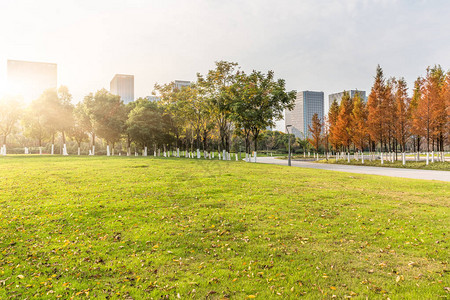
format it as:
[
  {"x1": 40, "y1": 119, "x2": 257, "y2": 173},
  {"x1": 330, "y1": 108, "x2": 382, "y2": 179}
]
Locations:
[{"x1": 0, "y1": 0, "x2": 449, "y2": 106}]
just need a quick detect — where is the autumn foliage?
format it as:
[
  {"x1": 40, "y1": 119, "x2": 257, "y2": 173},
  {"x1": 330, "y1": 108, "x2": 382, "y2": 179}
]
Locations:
[{"x1": 317, "y1": 65, "x2": 449, "y2": 154}]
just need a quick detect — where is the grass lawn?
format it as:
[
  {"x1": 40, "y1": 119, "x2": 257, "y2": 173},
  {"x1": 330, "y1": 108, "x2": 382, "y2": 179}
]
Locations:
[
  {"x1": 0, "y1": 156, "x2": 449, "y2": 299},
  {"x1": 314, "y1": 158, "x2": 450, "y2": 171}
]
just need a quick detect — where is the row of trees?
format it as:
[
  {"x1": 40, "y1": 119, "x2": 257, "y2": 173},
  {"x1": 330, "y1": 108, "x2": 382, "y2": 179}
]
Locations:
[
  {"x1": 0, "y1": 61, "x2": 296, "y2": 156},
  {"x1": 308, "y1": 65, "x2": 449, "y2": 156}
]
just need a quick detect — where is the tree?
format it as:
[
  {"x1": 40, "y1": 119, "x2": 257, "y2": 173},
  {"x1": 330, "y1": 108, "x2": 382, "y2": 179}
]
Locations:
[
  {"x1": 57, "y1": 86, "x2": 75, "y2": 150},
  {"x1": 154, "y1": 82, "x2": 187, "y2": 150},
  {"x1": 123, "y1": 101, "x2": 138, "y2": 156},
  {"x1": 367, "y1": 65, "x2": 386, "y2": 152},
  {"x1": 415, "y1": 66, "x2": 445, "y2": 153},
  {"x1": 36, "y1": 87, "x2": 74, "y2": 154},
  {"x1": 351, "y1": 93, "x2": 367, "y2": 152},
  {"x1": 308, "y1": 113, "x2": 322, "y2": 152},
  {"x1": 126, "y1": 98, "x2": 163, "y2": 151},
  {"x1": 90, "y1": 89, "x2": 126, "y2": 155},
  {"x1": 198, "y1": 61, "x2": 239, "y2": 152},
  {"x1": 0, "y1": 96, "x2": 22, "y2": 150},
  {"x1": 384, "y1": 79, "x2": 396, "y2": 152},
  {"x1": 393, "y1": 78, "x2": 410, "y2": 152},
  {"x1": 409, "y1": 77, "x2": 423, "y2": 154},
  {"x1": 327, "y1": 100, "x2": 340, "y2": 152},
  {"x1": 334, "y1": 91, "x2": 353, "y2": 152},
  {"x1": 71, "y1": 102, "x2": 90, "y2": 155},
  {"x1": 22, "y1": 97, "x2": 48, "y2": 153},
  {"x1": 230, "y1": 70, "x2": 296, "y2": 157}
]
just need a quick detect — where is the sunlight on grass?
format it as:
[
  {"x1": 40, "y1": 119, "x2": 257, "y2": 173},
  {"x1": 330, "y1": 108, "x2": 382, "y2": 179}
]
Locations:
[{"x1": 0, "y1": 156, "x2": 448, "y2": 299}]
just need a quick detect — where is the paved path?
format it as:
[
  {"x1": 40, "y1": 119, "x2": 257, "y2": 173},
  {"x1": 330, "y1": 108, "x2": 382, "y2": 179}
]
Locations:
[{"x1": 256, "y1": 157, "x2": 450, "y2": 182}]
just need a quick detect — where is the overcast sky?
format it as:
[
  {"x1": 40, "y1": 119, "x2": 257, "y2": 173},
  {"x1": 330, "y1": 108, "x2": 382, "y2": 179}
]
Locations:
[{"x1": 0, "y1": 0, "x2": 449, "y2": 109}]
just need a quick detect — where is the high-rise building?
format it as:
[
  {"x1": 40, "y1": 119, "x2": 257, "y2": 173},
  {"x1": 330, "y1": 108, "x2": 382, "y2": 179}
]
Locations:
[
  {"x1": 110, "y1": 74, "x2": 134, "y2": 103},
  {"x1": 285, "y1": 91, "x2": 324, "y2": 138},
  {"x1": 7, "y1": 59, "x2": 57, "y2": 102},
  {"x1": 328, "y1": 90, "x2": 366, "y2": 110},
  {"x1": 174, "y1": 80, "x2": 190, "y2": 90}
]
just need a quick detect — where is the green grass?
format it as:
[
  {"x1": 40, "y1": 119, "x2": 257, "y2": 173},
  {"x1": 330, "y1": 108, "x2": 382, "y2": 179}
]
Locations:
[
  {"x1": 315, "y1": 158, "x2": 450, "y2": 171},
  {"x1": 0, "y1": 156, "x2": 449, "y2": 299}
]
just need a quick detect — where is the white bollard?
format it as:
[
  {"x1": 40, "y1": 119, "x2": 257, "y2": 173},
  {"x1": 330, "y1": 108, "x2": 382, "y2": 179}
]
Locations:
[
  {"x1": 107, "y1": 145, "x2": 110, "y2": 156},
  {"x1": 361, "y1": 153, "x2": 364, "y2": 164},
  {"x1": 177, "y1": 148, "x2": 180, "y2": 157},
  {"x1": 89, "y1": 150, "x2": 92, "y2": 155},
  {"x1": 144, "y1": 146, "x2": 148, "y2": 157},
  {"x1": 39, "y1": 147, "x2": 42, "y2": 155},
  {"x1": 426, "y1": 152, "x2": 429, "y2": 165},
  {"x1": 197, "y1": 149, "x2": 200, "y2": 159},
  {"x1": 218, "y1": 153, "x2": 221, "y2": 160},
  {"x1": 63, "y1": 144, "x2": 68, "y2": 156},
  {"x1": 92, "y1": 145, "x2": 95, "y2": 156},
  {"x1": 347, "y1": 152, "x2": 350, "y2": 163},
  {"x1": 78, "y1": 147, "x2": 81, "y2": 156},
  {"x1": 431, "y1": 151, "x2": 434, "y2": 163},
  {"x1": 254, "y1": 151, "x2": 257, "y2": 163},
  {"x1": 135, "y1": 152, "x2": 138, "y2": 156},
  {"x1": 51, "y1": 144, "x2": 54, "y2": 155},
  {"x1": 402, "y1": 152, "x2": 406, "y2": 165},
  {"x1": 381, "y1": 152, "x2": 384, "y2": 164},
  {"x1": 236, "y1": 153, "x2": 238, "y2": 161}
]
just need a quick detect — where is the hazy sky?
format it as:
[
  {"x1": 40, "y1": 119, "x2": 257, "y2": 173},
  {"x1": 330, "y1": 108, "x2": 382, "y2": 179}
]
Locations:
[{"x1": 1, "y1": 0, "x2": 449, "y2": 109}]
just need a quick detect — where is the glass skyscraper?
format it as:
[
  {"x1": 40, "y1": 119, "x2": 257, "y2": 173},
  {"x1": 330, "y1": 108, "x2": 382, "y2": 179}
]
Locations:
[{"x1": 285, "y1": 91, "x2": 324, "y2": 139}]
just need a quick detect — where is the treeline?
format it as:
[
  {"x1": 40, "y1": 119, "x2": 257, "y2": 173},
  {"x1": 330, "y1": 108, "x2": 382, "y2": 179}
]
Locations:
[
  {"x1": 308, "y1": 65, "x2": 449, "y2": 157},
  {"x1": 0, "y1": 61, "x2": 296, "y2": 156}
]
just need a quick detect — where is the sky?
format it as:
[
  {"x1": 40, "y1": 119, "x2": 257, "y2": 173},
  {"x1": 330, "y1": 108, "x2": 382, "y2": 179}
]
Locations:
[{"x1": 0, "y1": 0, "x2": 449, "y2": 111}]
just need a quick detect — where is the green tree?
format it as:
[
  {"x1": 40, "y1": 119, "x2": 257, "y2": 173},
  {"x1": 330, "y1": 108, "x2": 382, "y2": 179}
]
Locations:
[
  {"x1": 22, "y1": 97, "x2": 48, "y2": 153},
  {"x1": 197, "y1": 61, "x2": 239, "y2": 152},
  {"x1": 0, "y1": 96, "x2": 22, "y2": 151},
  {"x1": 126, "y1": 98, "x2": 163, "y2": 152},
  {"x1": 89, "y1": 89, "x2": 126, "y2": 155},
  {"x1": 70, "y1": 102, "x2": 90, "y2": 155},
  {"x1": 230, "y1": 70, "x2": 296, "y2": 157}
]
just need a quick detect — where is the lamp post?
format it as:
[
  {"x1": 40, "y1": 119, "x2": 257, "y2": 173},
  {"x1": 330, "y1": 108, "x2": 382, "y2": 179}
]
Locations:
[{"x1": 286, "y1": 125, "x2": 292, "y2": 166}]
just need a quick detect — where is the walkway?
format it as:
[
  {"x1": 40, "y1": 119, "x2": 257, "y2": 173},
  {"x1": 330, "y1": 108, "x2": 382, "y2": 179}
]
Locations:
[{"x1": 256, "y1": 157, "x2": 450, "y2": 182}]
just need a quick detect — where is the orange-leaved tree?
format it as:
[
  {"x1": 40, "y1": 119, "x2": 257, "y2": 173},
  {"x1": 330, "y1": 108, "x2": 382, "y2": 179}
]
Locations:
[
  {"x1": 308, "y1": 113, "x2": 322, "y2": 153},
  {"x1": 328, "y1": 100, "x2": 340, "y2": 152},
  {"x1": 351, "y1": 93, "x2": 367, "y2": 152},
  {"x1": 409, "y1": 77, "x2": 423, "y2": 153},
  {"x1": 367, "y1": 65, "x2": 386, "y2": 152},
  {"x1": 335, "y1": 91, "x2": 353, "y2": 152},
  {"x1": 393, "y1": 78, "x2": 410, "y2": 152}
]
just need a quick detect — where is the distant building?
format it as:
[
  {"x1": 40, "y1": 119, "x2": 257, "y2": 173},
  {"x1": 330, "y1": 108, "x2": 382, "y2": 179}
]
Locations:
[
  {"x1": 174, "y1": 80, "x2": 190, "y2": 90},
  {"x1": 285, "y1": 91, "x2": 324, "y2": 138},
  {"x1": 7, "y1": 59, "x2": 57, "y2": 102},
  {"x1": 110, "y1": 74, "x2": 134, "y2": 103},
  {"x1": 146, "y1": 95, "x2": 160, "y2": 102},
  {"x1": 328, "y1": 90, "x2": 366, "y2": 110}
]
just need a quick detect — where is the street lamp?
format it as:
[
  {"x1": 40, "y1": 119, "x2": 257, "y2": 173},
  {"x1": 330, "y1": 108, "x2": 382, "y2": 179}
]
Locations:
[{"x1": 286, "y1": 125, "x2": 292, "y2": 166}]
